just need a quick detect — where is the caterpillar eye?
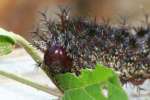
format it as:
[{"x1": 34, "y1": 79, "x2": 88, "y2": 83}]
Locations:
[{"x1": 54, "y1": 50, "x2": 59, "y2": 54}]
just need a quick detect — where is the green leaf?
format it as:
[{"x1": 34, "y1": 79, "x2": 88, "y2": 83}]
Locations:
[
  {"x1": 55, "y1": 64, "x2": 128, "y2": 100},
  {"x1": 0, "y1": 28, "x2": 15, "y2": 56}
]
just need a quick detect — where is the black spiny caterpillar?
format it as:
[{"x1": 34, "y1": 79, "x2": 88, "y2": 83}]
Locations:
[{"x1": 32, "y1": 8, "x2": 150, "y2": 85}]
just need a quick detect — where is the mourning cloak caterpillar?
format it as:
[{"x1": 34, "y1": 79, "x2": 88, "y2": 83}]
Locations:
[{"x1": 32, "y1": 8, "x2": 150, "y2": 85}]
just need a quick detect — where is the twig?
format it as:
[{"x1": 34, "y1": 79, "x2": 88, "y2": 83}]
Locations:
[
  {"x1": 11, "y1": 32, "x2": 43, "y2": 64},
  {"x1": 0, "y1": 70, "x2": 63, "y2": 97},
  {"x1": 0, "y1": 28, "x2": 63, "y2": 97}
]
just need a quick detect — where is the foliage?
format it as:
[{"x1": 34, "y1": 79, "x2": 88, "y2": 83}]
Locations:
[
  {"x1": 55, "y1": 64, "x2": 128, "y2": 100},
  {"x1": 0, "y1": 28, "x2": 15, "y2": 56}
]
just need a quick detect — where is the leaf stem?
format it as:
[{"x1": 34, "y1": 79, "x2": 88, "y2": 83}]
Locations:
[
  {"x1": 0, "y1": 70, "x2": 63, "y2": 97},
  {"x1": 11, "y1": 32, "x2": 43, "y2": 64}
]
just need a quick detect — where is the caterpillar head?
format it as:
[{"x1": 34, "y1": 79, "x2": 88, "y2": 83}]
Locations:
[{"x1": 44, "y1": 42, "x2": 73, "y2": 74}]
